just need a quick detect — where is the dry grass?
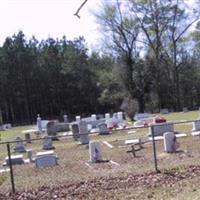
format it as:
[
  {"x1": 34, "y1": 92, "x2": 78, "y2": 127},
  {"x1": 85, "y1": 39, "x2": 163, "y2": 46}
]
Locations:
[{"x1": 0, "y1": 110, "x2": 200, "y2": 199}]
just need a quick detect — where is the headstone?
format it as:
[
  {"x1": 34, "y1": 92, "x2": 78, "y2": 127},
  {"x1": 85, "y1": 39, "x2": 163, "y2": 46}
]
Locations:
[
  {"x1": 89, "y1": 141, "x2": 102, "y2": 163},
  {"x1": 192, "y1": 120, "x2": 200, "y2": 131},
  {"x1": 55, "y1": 123, "x2": 70, "y2": 132},
  {"x1": 5, "y1": 154, "x2": 24, "y2": 165},
  {"x1": 71, "y1": 123, "x2": 79, "y2": 141},
  {"x1": 117, "y1": 112, "x2": 123, "y2": 122},
  {"x1": 149, "y1": 123, "x2": 174, "y2": 137},
  {"x1": 46, "y1": 121, "x2": 58, "y2": 140},
  {"x1": 160, "y1": 109, "x2": 169, "y2": 114},
  {"x1": 42, "y1": 136, "x2": 55, "y2": 150},
  {"x1": 183, "y1": 107, "x2": 188, "y2": 112},
  {"x1": 27, "y1": 149, "x2": 33, "y2": 162},
  {"x1": 98, "y1": 123, "x2": 109, "y2": 135},
  {"x1": 37, "y1": 114, "x2": 42, "y2": 132},
  {"x1": 76, "y1": 116, "x2": 81, "y2": 122},
  {"x1": 164, "y1": 132, "x2": 178, "y2": 153},
  {"x1": 134, "y1": 113, "x2": 150, "y2": 121},
  {"x1": 105, "y1": 113, "x2": 110, "y2": 120},
  {"x1": 91, "y1": 114, "x2": 97, "y2": 121},
  {"x1": 63, "y1": 114, "x2": 68, "y2": 123},
  {"x1": 78, "y1": 120, "x2": 89, "y2": 144},
  {"x1": 14, "y1": 137, "x2": 26, "y2": 152},
  {"x1": 35, "y1": 155, "x2": 57, "y2": 168},
  {"x1": 25, "y1": 133, "x2": 31, "y2": 143}
]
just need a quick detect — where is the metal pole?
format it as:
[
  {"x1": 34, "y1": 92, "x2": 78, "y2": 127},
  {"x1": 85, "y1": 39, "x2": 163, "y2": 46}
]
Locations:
[
  {"x1": 7, "y1": 143, "x2": 15, "y2": 193},
  {"x1": 151, "y1": 126, "x2": 159, "y2": 173}
]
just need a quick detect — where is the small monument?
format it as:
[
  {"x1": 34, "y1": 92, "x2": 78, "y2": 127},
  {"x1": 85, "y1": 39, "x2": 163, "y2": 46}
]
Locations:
[
  {"x1": 14, "y1": 137, "x2": 26, "y2": 153},
  {"x1": 35, "y1": 155, "x2": 57, "y2": 168},
  {"x1": 163, "y1": 132, "x2": 179, "y2": 153},
  {"x1": 192, "y1": 120, "x2": 200, "y2": 131},
  {"x1": 42, "y1": 136, "x2": 55, "y2": 150},
  {"x1": 76, "y1": 116, "x2": 81, "y2": 123},
  {"x1": 89, "y1": 141, "x2": 102, "y2": 163},
  {"x1": 98, "y1": 123, "x2": 109, "y2": 135},
  {"x1": 25, "y1": 133, "x2": 31, "y2": 143},
  {"x1": 63, "y1": 114, "x2": 68, "y2": 123},
  {"x1": 78, "y1": 120, "x2": 89, "y2": 144},
  {"x1": 71, "y1": 123, "x2": 79, "y2": 141},
  {"x1": 47, "y1": 121, "x2": 58, "y2": 140},
  {"x1": 37, "y1": 114, "x2": 42, "y2": 132}
]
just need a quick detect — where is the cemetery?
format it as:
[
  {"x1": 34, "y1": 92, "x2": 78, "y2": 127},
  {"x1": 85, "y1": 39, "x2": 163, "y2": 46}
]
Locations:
[{"x1": 0, "y1": 110, "x2": 200, "y2": 199}]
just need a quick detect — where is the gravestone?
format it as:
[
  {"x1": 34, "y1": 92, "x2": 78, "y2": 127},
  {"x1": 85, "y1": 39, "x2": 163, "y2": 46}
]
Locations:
[
  {"x1": 42, "y1": 136, "x2": 55, "y2": 150},
  {"x1": 27, "y1": 149, "x2": 33, "y2": 162},
  {"x1": 37, "y1": 114, "x2": 42, "y2": 132},
  {"x1": 5, "y1": 154, "x2": 24, "y2": 165},
  {"x1": 105, "y1": 113, "x2": 110, "y2": 120},
  {"x1": 117, "y1": 112, "x2": 123, "y2": 122},
  {"x1": 25, "y1": 133, "x2": 31, "y2": 143},
  {"x1": 98, "y1": 123, "x2": 109, "y2": 135},
  {"x1": 35, "y1": 155, "x2": 57, "y2": 168},
  {"x1": 76, "y1": 116, "x2": 81, "y2": 123},
  {"x1": 164, "y1": 132, "x2": 177, "y2": 153},
  {"x1": 46, "y1": 121, "x2": 58, "y2": 140},
  {"x1": 183, "y1": 107, "x2": 188, "y2": 113},
  {"x1": 55, "y1": 123, "x2": 70, "y2": 132},
  {"x1": 192, "y1": 120, "x2": 200, "y2": 131},
  {"x1": 63, "y1": 114, "x2": 68, "y2": 123},
  {"x1": 14, "y1": 137, "x2": 26, "y2": 152},
  {"x1": 149, "y1": 123, "x2": 174, "y2": 137},
  {"x1": 71, "y1": 123, "x2": 79, "y2": 141},
  {"x1": 134, "y1": 113, "x2": 150, "y2": 121},
  {"x1": 89, "y1": 141, "x2": 102, "y2": 163},
  {"x1": 91, "y1": 114, "x2": 97, "y2": 121},
  {"x1": 78, "y1": 120, "x2": 89, "y2": 144},
  {"x1": 160, "y1": 109, "x2": 169, "y2": 114}
]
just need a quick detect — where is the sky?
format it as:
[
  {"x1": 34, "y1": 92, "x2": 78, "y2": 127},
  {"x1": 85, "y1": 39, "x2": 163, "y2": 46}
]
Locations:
[{"x1": 0, "y1": 0, "x2": 102, "y2": 49}]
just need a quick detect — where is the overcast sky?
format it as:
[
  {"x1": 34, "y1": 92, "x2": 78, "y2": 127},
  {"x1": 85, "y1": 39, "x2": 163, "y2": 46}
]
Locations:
[{"x1": 0, "y1": 0, "x2": 102, "y2": 49}]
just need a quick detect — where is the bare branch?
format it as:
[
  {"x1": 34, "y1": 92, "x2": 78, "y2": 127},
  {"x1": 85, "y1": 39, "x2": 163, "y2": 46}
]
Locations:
[{"x1": 74, "y1": 0, "x2": 88, "y2": 18}]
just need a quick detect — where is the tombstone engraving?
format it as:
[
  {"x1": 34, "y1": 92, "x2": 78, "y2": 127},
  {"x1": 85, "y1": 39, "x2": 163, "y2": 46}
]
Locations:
[
  {"x1": 98, "y1": 123, "x2": 109, "y2": 135},
  {"x1": 14, "y1": 137, "x2": 26, "y2": 152},
  {"x1": 42, "y1": 136, "x2": 55, "y2": 150},
  {"x1": 89, "y1": 141, "x2": 102, "y2": 163},
  {"x1": 37, "y1": 114, "x2": 42, "y2": 132},
  {"x1": 164, "y1": 132, "x2": 178, "y2": 153},
  {"x1": 35, "y1": 155, "x2": 57, "y2": 168},
  {"x1": 78, "y1": 120, "x2": 89, "y2": 144},
  {"x1": 149, "y1": 123, "x2": 174, "y2": 137},
  {"x1": 71, "y1": 123, "x2": 79, "y2": 141},
  {"x1": 192, "y1": 120, "x2": 200, "y2": 131},
  {"x1": 47, "y1": 121, "x2": 58, "y2": 140}
]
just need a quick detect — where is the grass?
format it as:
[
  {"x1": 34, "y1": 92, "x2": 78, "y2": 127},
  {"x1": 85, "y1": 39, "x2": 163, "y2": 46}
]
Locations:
[{"x1": 0, "y1": 110, "x2": 200, "y2": 199}]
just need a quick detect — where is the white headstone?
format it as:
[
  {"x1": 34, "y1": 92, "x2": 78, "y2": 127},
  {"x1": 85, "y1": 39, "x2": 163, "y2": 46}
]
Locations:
[
  {"x1": 63, "y1": 115, "x2": 68, "y2": 123},
  {"x1": 37, "y1": 114, "x2": 42, "y2": 132},
  {"x1": 89, "y1": 141, "x2": 102, "y2": 163},
  {"x1": 163, "y1": 132, "x2": 177, "y2": 153},
  {"x1": 42, "y1": 136, "x2": 55, "y2": 150},
  {"x1": 91, "y1": 114, "x2": 97, "y2": 121},
  {"x1": 117, "y1": 112, "x2": 123, "y2": 122},
  {"x1": 76, "y1": 116, "x2": 81, "y2": 122},
  {"x1": 192, "y1": 120, "x2": 200, "y2": 131},
  {"x1": 149, "y1": 123, "x2": 174, "y2": 136},
  {"x1": 35, "y1": 155, "x2": 57, "y2": 168},
  {"x1": 105, "y1": 113, "x2": 110, "y2": 120},
  {"x1": 78, "y1": 120, "x2": 89, "y2": 144},
  {"x1": 14, "y1": 137, "x2": 26, "y2": 152}
]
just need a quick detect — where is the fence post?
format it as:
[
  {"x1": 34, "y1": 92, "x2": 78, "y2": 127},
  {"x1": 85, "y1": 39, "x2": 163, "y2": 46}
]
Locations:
[
  {"x1": 7, "y1": 143, "x2": 15, "y2": 193},
  {"x1": 151, "y1": 125, "x2": 159, "y2": 173}
]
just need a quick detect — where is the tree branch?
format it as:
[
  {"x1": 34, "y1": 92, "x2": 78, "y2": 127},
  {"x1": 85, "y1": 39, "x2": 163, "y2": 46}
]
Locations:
[{"x1": 74, "y1": 0, "x2": 88, "y2": 18}]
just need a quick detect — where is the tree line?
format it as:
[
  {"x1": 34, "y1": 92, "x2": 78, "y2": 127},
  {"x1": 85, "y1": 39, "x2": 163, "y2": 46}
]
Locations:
[{"x1": 1, "y1": 0, "x2": 200, "y2": 124}]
